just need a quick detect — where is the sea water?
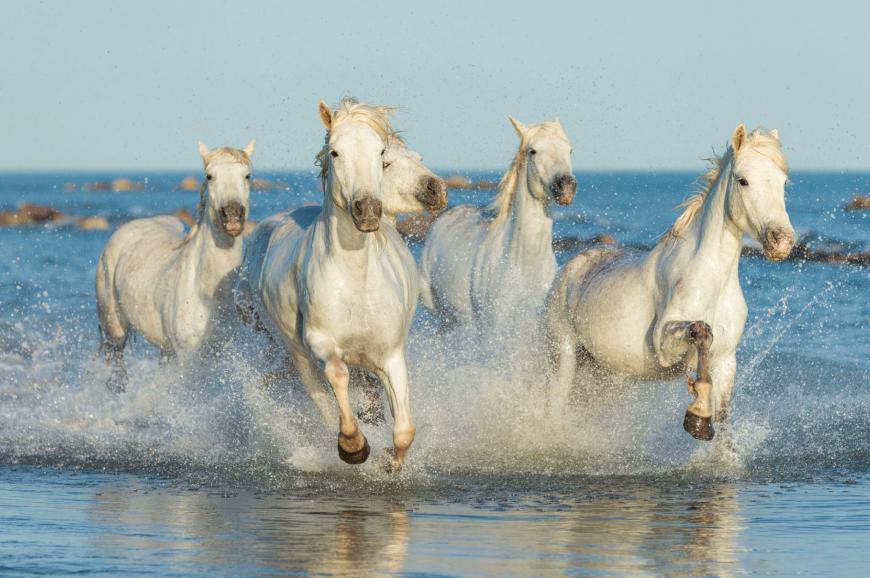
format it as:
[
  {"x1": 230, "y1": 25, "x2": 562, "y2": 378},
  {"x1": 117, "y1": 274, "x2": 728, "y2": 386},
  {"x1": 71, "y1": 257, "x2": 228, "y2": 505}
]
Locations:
[{"x1": 0, "y1": 171, "x2": 868, "y2": 576}]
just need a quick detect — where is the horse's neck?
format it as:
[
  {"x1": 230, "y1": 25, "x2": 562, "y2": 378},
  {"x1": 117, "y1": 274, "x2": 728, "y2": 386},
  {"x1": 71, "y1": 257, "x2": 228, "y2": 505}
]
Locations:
[
  {"x1": 501, "y1": 170, "x2": 554, "y2": 266},
  {"x1": 655, "y1": 169, "x2": 743, "y2": 309},
  {"x1": 319, "y1": 186, "x2": 382, "y2": 269},
  {"x1": 183, "y1": 213, "x2": 242, "y2": 298}
]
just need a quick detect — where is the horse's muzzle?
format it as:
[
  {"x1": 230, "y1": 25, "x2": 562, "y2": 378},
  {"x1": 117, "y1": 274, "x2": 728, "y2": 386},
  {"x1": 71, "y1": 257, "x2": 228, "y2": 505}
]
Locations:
[
  {"x1": 415, "y1": 176, "x2": 448, "y2": 211},
  {"x1": 762, "y1": 226, "x2": 794, "y2": 261},
  {"x1": 351, "y1": 196, "x2": 382, "y2": 232},
  {"x1": 220, "y1": 201, "x2": 246, "y2": 237},
  {"x1": 550, "y1": 173, "x2": 577, "y2": 205}
]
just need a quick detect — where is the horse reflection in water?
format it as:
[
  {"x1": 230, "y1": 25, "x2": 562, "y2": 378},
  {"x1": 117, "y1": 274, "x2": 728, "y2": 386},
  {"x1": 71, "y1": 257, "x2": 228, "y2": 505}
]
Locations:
[
  {"x1": 87, "y1": 485, "x2": 409, "y2": 575},
  {"x1": 85, "y1": 479, "x2": 740, "y2": 576}
]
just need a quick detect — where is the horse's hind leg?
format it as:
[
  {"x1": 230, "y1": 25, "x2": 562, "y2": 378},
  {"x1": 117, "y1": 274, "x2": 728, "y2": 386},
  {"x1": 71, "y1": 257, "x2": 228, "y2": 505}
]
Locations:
[
  {"x1": 99, "y1": 326, "x2": 128, "y2": 393},
  {"x1": 353, "y1": 368, "x2": 385, "y2": 426}
]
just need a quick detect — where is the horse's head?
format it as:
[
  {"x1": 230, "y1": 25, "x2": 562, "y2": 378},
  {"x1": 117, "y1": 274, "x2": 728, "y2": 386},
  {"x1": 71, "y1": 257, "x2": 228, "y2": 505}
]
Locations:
[
  {"x1": 727, "y1": 124, "x2": 794, "y2": 261},
  {"x1": 381, "y1": 138, "x2": 447, "y2": 215},
  {"x1": 198, "y1": 140, "x2": 255, "y2": 238},
  {"x1": 319, "y1": 99, "x2": 390, "y2": 233},
  {"x1": 509, "y1": 116, "x2": 576, "y2": 205}
]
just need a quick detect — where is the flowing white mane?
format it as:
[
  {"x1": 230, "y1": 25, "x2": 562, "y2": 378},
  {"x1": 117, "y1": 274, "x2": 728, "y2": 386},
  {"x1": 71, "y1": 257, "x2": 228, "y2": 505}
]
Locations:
[{"x1": 665, "y1": 128, "x2": 787, "y2": 241}]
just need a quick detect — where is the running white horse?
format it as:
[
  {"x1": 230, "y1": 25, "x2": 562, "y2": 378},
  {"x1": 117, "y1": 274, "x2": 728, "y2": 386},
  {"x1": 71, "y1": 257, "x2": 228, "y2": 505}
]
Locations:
[
  {"x1": 420, "y1": 117, "x2": 576, "y2": 325},
  {"x1": 96, "y1": 140, "x2": 255, "y2": 391},
  {"x1": 545, "y1": 125, "x2": 794, "y2": 440},
  {"x1": 242, "y1": 99, "x2": 420, "y2": 469},
  {"x1": 235, "y1": 130, "x2": 446, "y2": 425}
]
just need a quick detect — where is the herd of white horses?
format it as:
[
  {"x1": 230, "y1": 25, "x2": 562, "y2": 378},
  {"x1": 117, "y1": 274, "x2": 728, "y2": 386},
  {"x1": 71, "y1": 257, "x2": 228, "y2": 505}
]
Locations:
[{"x1": 95, "y1": 98, "x2": 795, "y2": 470}]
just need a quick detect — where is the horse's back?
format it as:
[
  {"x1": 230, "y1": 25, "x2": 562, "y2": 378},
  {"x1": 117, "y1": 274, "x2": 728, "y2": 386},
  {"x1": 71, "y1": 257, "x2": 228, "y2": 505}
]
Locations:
[{"x1": 420, "y1": 204, "x2": 487, "y2": 319}]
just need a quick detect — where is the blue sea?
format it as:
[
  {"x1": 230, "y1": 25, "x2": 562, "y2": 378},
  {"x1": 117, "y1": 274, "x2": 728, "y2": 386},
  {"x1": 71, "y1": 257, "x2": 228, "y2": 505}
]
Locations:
[{"x1": 0, "y1": 170, "x2": 868, "y2": 576}]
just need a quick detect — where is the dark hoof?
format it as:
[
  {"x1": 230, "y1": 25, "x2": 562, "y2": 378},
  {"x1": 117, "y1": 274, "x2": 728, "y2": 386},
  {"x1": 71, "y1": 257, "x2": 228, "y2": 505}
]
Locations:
[
  {"x1": 684, "y1": 411, "x2": 715, "y2": 441},
  {"x1": 338, "y1": 438, "x2": 371, "y2": 465}
]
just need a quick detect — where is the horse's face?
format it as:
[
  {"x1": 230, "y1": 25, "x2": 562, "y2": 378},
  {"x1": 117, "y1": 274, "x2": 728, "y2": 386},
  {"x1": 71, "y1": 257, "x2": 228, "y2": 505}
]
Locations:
[
  {"x1": 320, "y1": 101, "x2": 385, "y2": 232},
  {"x1": 382, "y1": 139, "x2": 447, "y2": 214},
  {"x1": 510, "y1": 117, "x2": 577, "y2": 205},
  {"x1": 198, "y1": 140, "x2": 255, "y2": 238},
  {"x1": 728, "y1": 125, "x2": 794, "y2": 261}
]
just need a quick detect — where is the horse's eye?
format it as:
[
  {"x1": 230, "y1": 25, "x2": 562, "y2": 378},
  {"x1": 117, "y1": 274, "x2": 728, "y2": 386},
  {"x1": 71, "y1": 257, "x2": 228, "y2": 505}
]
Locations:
[
  {"x1": 381, "y1": 149, "x2": 386, "y2": 156},
  {"x1": 529, "y1": 148, "x2": 537, "y2": 156},
  {"x1": 737, "y1": 177, "x2": 749, "y2": 187},
  {"x1": 245, "y1": 174, "x2": 251, "y2": 180},
  {"x1": 206, "y1": 174, "x2": 213, "y2": 181},
  {"x1": 330, "y1": 150, "x2": 339, "y2": 158}
]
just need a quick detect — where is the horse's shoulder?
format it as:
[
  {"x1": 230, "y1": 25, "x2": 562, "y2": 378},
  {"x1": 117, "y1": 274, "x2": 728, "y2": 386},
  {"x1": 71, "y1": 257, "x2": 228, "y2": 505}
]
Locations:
[{"x1": 113, "y1": 214, "x2": 185, "y2": 242}]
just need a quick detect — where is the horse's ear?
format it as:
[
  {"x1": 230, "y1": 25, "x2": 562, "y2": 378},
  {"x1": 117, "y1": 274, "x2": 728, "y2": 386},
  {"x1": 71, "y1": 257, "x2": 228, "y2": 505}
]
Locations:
[
  {"x1": 318, "y1": 100, "x2": 333, "y2": 130},
  {"x1": 243, "y1": 139, "x2": 256, "y2": 158},
  {"x1": 731, "y1": 124, "x2": 747, "y2": 154},
  {"x1": 553, "y1": 116, "x2": 562, "y2": 126},
  {"x1": 508, "y1": 116, "x2": 527, "y2": 139},
  {"x1": 770, "y1": 128, "x2": 780, "y2": 141},
  {"x1": 198, "y1": 141, "x2": 210, "y2": 162}
]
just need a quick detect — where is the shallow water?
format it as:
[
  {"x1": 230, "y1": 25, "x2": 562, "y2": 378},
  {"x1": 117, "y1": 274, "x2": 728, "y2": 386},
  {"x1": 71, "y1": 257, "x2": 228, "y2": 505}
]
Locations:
[{"x1": 0, "y1": 171, "x2": 868, "y2": 575}]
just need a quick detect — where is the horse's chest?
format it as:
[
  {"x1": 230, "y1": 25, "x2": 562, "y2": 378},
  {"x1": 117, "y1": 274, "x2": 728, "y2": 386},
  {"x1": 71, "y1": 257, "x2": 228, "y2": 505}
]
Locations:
[{"x1": 304, "y1": 268, "x2": 409, "y2": 345}]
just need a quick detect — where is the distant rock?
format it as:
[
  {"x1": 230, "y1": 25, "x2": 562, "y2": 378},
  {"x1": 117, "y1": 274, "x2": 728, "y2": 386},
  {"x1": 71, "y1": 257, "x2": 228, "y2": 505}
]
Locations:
[
  {"x1": 845, "y1": 195, "x2": 870, "y2": 211},
  {"x1": 177, "y1": 176, "x2": 200, "y2": 191},
  {"x1": 0, "y1": 203, "x2": 64, "y2": 227},
  {"x1": 78, "y1": 216, "x2": 110, "y2": 230},
  {"x1": 445, "y1": 175, "x2": 472, "y2": 189},
  {"x1": 81, "y1": 178, "x2": 144, "y2": 192},
  {"x1": 111, "y1": 178, "x2": 144, "y2": 192},
  {"x1": 444, "y1": 175, "x2": 498, "y2": 190},
  {"x1": 251, "y1": 178, "x2": 280, "y2": 191},
  {"x1": 63, "y1": 183, "x2": 77, "y2": 193},
  {"x1": 174, "y1": 208, "x2": 196, "y2": 227}
]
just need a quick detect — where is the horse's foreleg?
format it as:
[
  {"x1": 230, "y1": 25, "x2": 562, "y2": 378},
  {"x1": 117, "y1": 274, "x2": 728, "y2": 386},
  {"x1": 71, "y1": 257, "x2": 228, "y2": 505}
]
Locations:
[
  {"x1": 376, "y1": 350, "x2": 415, "y2": 472},
  {"x1": 354, "y1": 369, "x2": 385, "y2": 426},
  {"x1": 291, "y1": 350, "x2": 339, "y2": 430},
  {"x1": 682, "y1": 321, "x2": 715, "y2": 441},
  {"x1": 322, "y1": 355, "x2": 370, "y2": 465}
]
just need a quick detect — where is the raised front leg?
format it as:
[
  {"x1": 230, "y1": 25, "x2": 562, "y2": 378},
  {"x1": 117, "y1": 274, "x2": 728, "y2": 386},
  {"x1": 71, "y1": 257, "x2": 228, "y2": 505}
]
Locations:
[
  {"x1": 681, "y1": 321, "x2": 715, "y2": 441},
  {"x1": 375, "y1": 350, "x2": 416, "y2": 472}
]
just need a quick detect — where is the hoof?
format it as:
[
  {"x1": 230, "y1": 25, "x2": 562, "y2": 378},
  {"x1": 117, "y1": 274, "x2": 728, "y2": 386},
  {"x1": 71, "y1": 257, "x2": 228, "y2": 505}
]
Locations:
[
  {"x1": 377, "y1": 448, "x2": 403, "y2": 474},
  {"x1": 338, "y1": 438, "x2": 371, "y2": 465},
  {"x1": 684, "y1": 411, "x2": 715, "y2": 441}
]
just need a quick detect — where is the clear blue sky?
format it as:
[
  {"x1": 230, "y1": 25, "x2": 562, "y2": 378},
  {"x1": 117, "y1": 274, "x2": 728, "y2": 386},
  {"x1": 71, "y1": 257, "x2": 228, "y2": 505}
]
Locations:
[{"x1": 1, "y1": 1, "x2": 868, "y2": 171}]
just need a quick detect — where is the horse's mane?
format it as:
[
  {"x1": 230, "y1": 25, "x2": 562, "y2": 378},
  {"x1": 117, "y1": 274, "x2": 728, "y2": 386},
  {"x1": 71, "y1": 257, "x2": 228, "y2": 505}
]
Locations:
[
  {"x1": 664, "y1": 128, "x2": 787, "y2": 241},
  {"x1": 487, "y1": 147, "x2": 526, "y2": 225},
  {"x1": 487, "y1": 122, "x2": 567, "y2": 225},
  {"x1": 180, "y1": 147, "x2": 252, "y2": 245},
  {"x1": 314, "y1": 98, "x2": 399, "y2": 193}
]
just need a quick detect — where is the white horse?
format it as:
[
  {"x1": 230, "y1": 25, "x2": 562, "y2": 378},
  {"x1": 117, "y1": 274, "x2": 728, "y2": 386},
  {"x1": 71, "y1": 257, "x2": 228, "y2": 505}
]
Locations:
[
  {"x1": 241, "y1": 99, "x2": 421, "y2": 469},
  {"x1": 96, "y1": 140, "x2": 255, "y2": 391},
  {"x1": 420, "y1": 117, "x2": 576, "y2": 325},
  {"x1": 235, "y1": 130, "x2": 446, "y2": 424},
  {"x1": 545, "y1": 125, "x2": 794, "y2": 440}
]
